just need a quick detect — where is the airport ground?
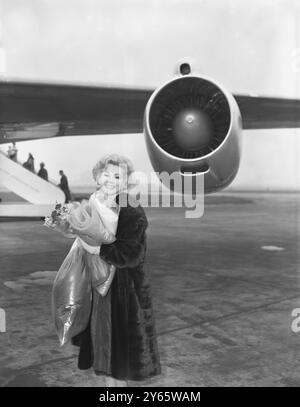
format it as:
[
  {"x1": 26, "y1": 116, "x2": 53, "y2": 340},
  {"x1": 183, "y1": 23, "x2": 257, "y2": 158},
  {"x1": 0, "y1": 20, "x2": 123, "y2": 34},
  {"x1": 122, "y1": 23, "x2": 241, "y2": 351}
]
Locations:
[{"x1": 0, "y1": 192, "x2": 299, "y2": 387}]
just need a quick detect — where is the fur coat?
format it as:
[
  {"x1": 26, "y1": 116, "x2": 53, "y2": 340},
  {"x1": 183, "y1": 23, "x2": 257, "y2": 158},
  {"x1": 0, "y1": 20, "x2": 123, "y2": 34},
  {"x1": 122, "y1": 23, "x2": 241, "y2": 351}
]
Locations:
[{"x1": 72, "y1": 193, "x2": 161, "y2": 381}]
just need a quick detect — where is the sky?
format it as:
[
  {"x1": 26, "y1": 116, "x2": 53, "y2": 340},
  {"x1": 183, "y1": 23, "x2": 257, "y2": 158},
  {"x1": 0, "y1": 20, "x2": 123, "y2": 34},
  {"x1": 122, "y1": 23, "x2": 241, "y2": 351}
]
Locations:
[{"x1": 0, "y1": 0, "x2": 299, "y2": 189}]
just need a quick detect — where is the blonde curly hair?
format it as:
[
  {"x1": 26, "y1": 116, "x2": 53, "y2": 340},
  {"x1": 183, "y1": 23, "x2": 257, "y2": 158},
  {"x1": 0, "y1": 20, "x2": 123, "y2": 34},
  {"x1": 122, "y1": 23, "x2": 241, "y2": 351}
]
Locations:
[{"x1": 92, "y1": 153, "x2": 137, "y2": 189}]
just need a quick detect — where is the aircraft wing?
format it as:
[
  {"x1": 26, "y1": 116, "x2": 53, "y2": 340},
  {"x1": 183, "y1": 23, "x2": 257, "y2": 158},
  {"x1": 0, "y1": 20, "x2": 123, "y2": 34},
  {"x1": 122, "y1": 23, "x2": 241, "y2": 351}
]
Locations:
[
  {"x1": 0, "y1": 79, "x2": 300, "y2": 143},
  {"x1": 0, "y1": 80, "x2": 153, "y2": 142},
  {"x1": 234, "y1": 95, "x2": 300, "y2": 129}
]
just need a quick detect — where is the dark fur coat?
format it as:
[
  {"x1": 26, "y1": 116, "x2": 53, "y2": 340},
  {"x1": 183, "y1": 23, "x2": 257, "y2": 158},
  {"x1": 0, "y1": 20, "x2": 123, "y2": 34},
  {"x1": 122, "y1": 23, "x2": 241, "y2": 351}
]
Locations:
[{"x1": 72, "y1": 193, "x2": 161, "y2": 381}]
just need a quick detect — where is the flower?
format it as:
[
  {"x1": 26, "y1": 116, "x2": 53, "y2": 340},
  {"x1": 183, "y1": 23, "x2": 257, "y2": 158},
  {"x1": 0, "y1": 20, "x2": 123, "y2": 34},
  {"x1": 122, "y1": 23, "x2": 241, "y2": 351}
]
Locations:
[{"x1": 44, "y1": 203, "x2": 73, "y2": 236}]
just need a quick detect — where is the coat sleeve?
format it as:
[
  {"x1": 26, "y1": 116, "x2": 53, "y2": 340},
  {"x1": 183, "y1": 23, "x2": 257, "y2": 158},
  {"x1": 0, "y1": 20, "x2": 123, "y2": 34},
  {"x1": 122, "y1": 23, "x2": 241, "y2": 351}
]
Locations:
[{"x1": 99, "y1": 209, "x2": 148, "y2": 269}]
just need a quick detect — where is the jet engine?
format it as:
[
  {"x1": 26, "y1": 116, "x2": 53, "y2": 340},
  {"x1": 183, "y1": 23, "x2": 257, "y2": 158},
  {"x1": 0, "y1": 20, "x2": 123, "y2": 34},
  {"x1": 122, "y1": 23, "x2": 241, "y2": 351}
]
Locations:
[{"x1": 143, "y1": 64, "x2": 242, "y2": 194}]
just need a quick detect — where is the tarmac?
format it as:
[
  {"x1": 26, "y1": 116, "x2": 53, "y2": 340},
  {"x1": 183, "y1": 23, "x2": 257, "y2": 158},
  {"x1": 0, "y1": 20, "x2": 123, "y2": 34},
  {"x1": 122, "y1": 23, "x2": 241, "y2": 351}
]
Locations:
[{"x1": 0, "y1": 192, "x2": 299, "y2": 387}]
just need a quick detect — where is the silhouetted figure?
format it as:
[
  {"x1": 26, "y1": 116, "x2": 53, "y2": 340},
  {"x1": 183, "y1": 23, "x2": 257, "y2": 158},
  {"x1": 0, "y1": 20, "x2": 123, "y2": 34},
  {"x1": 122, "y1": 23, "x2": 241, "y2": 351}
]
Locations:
[
  {"x1": 38, "y1": 162, "x2": 48, "y2": 181},
  {"x1": 58, "y1": 170, "x2": 71, "y2": 203},
  {"x1": 7, "y1": 142, "x2": 18, "y2": 162},
  {"x1": 23, "y1": 153, "x2": 35, "y2": 173},
  {"x1": 7, "y1": 145, "x2": 12, "y2": 158}
]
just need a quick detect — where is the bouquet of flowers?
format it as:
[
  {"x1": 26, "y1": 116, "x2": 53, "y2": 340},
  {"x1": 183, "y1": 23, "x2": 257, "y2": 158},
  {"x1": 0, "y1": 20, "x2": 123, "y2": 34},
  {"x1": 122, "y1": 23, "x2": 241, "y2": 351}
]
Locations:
[
  {"x1": 44, "y1": 200, "x2": 116, "y2": 245},
  {"x1": 44, "y1": 203, "x2": 75, "y2": 238}
]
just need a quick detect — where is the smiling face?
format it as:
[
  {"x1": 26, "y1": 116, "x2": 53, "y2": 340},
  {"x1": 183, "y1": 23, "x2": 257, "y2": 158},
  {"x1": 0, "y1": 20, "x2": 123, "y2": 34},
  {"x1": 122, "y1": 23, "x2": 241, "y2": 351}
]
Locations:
[{"x1": 96, "y1": 163, "x2": 128, "y2": 197}]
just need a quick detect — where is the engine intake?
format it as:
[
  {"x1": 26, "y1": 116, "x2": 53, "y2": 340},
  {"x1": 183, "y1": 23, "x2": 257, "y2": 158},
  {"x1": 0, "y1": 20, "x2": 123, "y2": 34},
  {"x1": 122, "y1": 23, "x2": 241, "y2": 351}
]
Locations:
[
  {"x1": 144, "y1": 74, "x2": 242, "y2": 194},
  {"x1": 149, "y1": 76, "x2": 231, "y2": 159}
]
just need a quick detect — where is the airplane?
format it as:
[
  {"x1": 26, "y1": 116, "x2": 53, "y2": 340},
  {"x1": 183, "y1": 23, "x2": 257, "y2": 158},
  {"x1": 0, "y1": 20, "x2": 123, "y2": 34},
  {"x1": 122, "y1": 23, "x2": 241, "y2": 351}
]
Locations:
[{"x1": 0, "y1": 61, "x2": 300, "y2": 216}]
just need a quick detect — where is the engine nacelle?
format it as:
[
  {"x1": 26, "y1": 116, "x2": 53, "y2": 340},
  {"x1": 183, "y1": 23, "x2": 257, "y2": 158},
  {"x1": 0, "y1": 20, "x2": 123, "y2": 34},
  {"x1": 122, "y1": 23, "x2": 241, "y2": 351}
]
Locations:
[{"x1": 143, "y1": 70, "x2": 242, "y2": 194}]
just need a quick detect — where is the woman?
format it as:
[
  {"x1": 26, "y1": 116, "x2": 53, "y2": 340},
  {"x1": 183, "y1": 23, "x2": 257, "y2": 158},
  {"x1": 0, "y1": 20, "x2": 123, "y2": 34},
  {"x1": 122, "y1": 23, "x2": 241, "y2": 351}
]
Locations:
[
  {"x1": 72, "y1": 154, "x2": 161, "y2": 387},
  {"x1": 23, "y1": 153, "x2": 35, "y2": 172}
]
